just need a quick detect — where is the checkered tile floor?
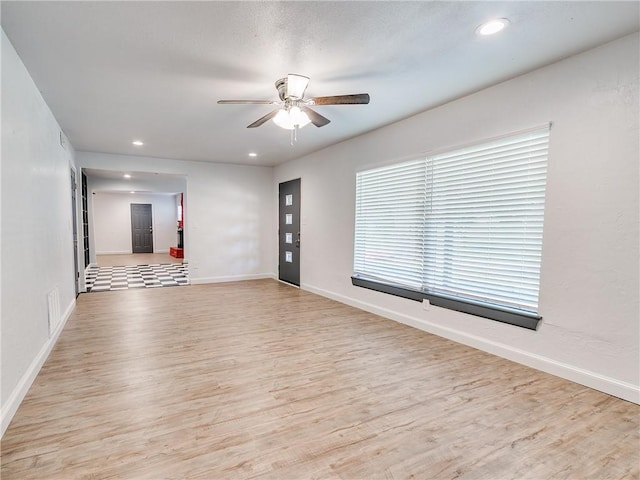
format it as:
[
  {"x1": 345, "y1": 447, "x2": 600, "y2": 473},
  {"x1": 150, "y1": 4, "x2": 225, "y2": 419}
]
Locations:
[{"x1": 85, "y1": 263, "x2": 188, "y2": 292}]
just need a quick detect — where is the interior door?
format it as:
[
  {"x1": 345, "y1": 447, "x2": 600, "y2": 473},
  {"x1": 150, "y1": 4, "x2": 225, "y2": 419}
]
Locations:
[
  {"x1": 279, "y1": 178, "x2": 301, "y2": 286},
  {"x1": 131, "y1": 203, "x2": 154, "y2": 253}
]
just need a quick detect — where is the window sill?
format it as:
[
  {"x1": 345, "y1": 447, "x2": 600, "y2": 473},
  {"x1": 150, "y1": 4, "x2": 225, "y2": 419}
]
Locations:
[{"x1": 351, "y1": 275, "x2": 541, "y2": 330}]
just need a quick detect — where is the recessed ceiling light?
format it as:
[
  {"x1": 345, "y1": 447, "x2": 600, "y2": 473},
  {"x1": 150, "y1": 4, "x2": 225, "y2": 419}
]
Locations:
[
  {"x1": 476, "y1": 18, "x2": 509, "y2": 36},
  {"x1": 248, "y1": 152, "x2": 258, "y2": 157},
  {"x1": 130, "y1": 191, "x2": 136, "y2": 194},
  {"x1": 123, "y1": 174, "x2": 131, "y2": 179},
  {"x1": 132, "y1": 140, "x2": 144, "y2": 146}
]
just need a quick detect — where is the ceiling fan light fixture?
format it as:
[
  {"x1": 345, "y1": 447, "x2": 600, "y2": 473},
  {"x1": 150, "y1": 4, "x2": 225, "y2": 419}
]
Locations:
[
  {"x1": 273, "y1": 107, "x2": 311, "y2": 130},
  {"x1": 273, "y1": 109, "x2": 294, "y2": 130},
  {"x1": 290, "y1": 106, "x2": 311, "y2": 128}
]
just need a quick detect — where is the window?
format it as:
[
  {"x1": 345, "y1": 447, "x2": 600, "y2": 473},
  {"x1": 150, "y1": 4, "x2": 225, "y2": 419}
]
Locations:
[{"x1": 352, "y1": 126, "x2": 550, "y2": 329}]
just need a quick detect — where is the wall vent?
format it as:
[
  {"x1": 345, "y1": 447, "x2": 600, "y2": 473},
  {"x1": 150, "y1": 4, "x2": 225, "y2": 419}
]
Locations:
[{"x1": 47, "y1": 288, "x2": 61, "y2": 336}]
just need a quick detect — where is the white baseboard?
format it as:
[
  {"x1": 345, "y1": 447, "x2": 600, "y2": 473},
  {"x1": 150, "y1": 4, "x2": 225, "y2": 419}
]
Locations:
[
  {"x1": 189, "y1": 273, "x2": 274, "y2": 285},
  {"x1": 301, "y1": 283, "x2": 640, "y2": 405},
  {"x1": 1, "y1": 299, "x2": 76, "y2": 438}
]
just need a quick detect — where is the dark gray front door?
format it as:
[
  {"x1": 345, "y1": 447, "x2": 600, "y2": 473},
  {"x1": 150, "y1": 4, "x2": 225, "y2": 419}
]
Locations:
[
  {"x1": 131, "y1": 203, "x2": 153, "y2": 253},
  {"x1": 279, "y1": 178, "x2": 301, "y2": 286}
]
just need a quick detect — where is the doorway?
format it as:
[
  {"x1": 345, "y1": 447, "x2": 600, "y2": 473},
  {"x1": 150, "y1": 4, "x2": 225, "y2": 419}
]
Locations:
[
  {"x1": 279, "y1": 178, "x2": 301, "y2": 286},
  {"x1": 131, "y1": 203, "x2": 153, "y2": 253}
]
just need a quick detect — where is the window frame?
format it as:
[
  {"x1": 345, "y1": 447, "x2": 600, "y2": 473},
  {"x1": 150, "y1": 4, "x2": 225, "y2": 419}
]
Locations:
[{"x1": 351, "y1": 126, "x2": 550, "y2": 331}]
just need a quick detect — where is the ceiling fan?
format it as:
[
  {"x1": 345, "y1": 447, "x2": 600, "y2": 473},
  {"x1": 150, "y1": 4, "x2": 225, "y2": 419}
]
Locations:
[{"x1": 217, "y1": 74, "x2": 370, "y2": 134}]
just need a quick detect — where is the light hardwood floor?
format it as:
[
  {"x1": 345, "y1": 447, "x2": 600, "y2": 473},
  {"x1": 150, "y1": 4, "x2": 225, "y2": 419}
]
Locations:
[
  {"x1": 96, "y1": 253, "x2": 183, "y2": 267},
  {"x1": 1, "y1": 280, "x2": 638, "y2": 479}
]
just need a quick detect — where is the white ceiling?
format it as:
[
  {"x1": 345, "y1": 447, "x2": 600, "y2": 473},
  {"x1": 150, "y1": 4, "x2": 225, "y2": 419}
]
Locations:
[{"x1": 2, "y1": 1, "x2": 638, "y2": 167}]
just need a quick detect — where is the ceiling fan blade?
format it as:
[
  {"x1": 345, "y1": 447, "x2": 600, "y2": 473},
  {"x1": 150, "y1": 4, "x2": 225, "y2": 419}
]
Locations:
[
  {"x1": 217, "y1": 100, "x2": 279, "y2": 105},
  {"x1": 310, "y1": 93, "x2": 370, "y2": 105},
  {"x1": 247, "y1": 109, "x2": 280, "y2": 128},
  {"x1": 301, "y1": 107, "x2": 331, "y2": 127}
]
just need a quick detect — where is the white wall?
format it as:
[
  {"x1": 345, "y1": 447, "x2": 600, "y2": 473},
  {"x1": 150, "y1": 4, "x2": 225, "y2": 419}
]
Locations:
[
  {"x1": 274, "y1": 33, "x2": 640, "y2": 403},
  {"x1": 1, "y1": 30, "x2": 78, "y2": 434},
  {"x1": 77, "y1": 152, "x2": 274, "y2": 284},
  {"x1": 92, "y1": 192, "x2": 177, "y2": 255}
]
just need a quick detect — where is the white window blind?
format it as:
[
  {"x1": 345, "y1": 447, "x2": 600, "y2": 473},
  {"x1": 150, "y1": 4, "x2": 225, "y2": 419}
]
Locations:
[
  {"x1": 354, "y1": 126, "x2": 550, "y2": 316},
  {"x1": 354, "y1": 159, "x2": 427, "y2": 290}
]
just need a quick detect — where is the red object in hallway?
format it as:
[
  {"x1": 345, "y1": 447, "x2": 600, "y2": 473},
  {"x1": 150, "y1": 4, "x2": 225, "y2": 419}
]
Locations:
[{"x1": 170, "y1": 247, "x2": 184, "y2": 258}]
